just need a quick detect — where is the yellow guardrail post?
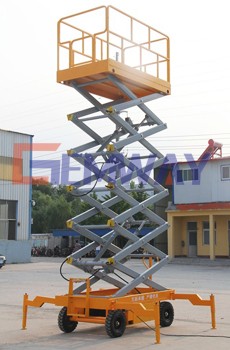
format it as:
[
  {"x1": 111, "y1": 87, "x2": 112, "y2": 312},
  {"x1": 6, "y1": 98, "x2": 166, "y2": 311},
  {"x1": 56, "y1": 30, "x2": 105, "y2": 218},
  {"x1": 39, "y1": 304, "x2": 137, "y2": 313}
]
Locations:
[
  {"x1": 22, "y1": 293, "x2": 28, "y2": 330},
  {"x1": 210, "y1": 294, "x2": 216, "y2": 329},
  {"x1": 149, "y1": 256, "x2": 153, "y2": 280},
  {"x1": 85, "y1": 278, "x2": 90, "y2": 317},
  {"x1": 155, "y1": 301, "x2": 160, "y2": 344}
]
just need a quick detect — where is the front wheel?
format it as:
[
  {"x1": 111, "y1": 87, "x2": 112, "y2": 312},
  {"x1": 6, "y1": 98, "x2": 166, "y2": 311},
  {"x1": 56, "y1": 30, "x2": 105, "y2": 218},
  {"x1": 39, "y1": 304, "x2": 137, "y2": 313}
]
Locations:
[
  {"x1": 58, "y1": 307, "x2": 78, "y2": 333},
  {"x1": 160, "y1": 302, "x2": 174, "y2": 327},
  {"x1": 105, "y1": 310, "x2": 126, "y2": 338}
]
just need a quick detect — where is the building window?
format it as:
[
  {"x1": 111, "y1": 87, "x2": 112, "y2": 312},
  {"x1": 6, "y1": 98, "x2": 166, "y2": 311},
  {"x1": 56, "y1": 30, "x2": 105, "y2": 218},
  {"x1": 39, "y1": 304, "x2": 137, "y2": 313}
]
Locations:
[
  {"x1": 0, "y1": 200, "x2": 17, "y2": 240},
  {"x1": 0, "y1": 156, "x2": 23, "y2": 182},
  {"x1": 177, "y1": 168, "x2": 199, "y2": 182},
  {"x1": 187, "y1": 222, "x2": 197, "y2": 230},
  {"x1": 221, "y1": 165, "x2": 230, "y2": 180},
  {"x1": 202, "y1": 221, "x2": 217, "y2": 245}
]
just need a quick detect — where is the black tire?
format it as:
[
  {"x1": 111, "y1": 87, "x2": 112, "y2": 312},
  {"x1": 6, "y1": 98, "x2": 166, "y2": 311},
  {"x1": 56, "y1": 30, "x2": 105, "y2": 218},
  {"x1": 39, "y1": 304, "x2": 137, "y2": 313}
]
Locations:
[
  {"x1": 105, "y1": 310, "x2": 126, "y2": 338},
  {"x1": 160, "y1": 302, "x2": 174, "y2": 327},
  {"x1": 58, "y1": 307, "x2": 78, "y2": 333}
]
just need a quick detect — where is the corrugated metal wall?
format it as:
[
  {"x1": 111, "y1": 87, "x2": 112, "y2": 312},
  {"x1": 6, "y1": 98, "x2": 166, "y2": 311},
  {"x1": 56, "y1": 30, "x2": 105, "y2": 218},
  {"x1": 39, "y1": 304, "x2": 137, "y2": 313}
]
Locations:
[{"x1": 0, "y1": 129, "x2": 32, "y2": 241}]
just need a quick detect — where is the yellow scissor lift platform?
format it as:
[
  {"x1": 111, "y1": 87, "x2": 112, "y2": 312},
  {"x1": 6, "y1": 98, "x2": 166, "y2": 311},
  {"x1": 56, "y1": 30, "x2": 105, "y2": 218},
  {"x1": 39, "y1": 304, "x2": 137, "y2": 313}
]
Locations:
[
  {"x1": 56, "y1": 5, "x2": 171, "y2": 100},
  {"x1": 23, "y1": 6, "x2": 216, "y2": 344},
  {"x1": 22, "y1": 274, "x2": 216, "y2": 344}
]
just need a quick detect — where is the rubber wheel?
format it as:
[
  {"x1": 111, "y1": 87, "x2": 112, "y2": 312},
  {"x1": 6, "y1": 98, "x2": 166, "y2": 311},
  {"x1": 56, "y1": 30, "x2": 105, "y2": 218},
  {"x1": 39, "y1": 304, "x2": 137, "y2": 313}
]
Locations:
[
  {"x1": 160, "y1": 302, "x2": 174, "y2": 327},
  {"x1": 105, "y1": 310, "x2": 126, "y2": 338},
  {"x1": 58, "y1": 307, "x2": 78, "y2": 333}
]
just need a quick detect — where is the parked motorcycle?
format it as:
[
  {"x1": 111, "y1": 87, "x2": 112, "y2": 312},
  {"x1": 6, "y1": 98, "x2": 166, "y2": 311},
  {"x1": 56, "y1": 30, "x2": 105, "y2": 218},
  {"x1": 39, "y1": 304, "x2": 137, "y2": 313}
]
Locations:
[{"x1": 0, "y1": 254, "x2": 6, "y2": 268}]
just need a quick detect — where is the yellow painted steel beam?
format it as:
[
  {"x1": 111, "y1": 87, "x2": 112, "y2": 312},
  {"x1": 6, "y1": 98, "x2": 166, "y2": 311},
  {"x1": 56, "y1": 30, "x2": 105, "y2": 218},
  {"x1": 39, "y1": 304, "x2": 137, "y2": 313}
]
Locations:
[
  {"x1": 173, "y1": 293, "x2": 216, "y2": 329},
  {"x1": 57, "y1": 60, "x2": 171, "y2": 99}
]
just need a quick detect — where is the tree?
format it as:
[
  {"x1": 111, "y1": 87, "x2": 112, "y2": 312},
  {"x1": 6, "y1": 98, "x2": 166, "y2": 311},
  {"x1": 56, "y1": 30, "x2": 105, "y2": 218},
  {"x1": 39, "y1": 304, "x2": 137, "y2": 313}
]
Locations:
[
  {"x1": 130, "y1": 181, "x2": 150, "y2": 221},
  {"x1": 80, "y1": 192, "x2": 108, "y2": 225},
  {"x1": 46, "y1": 195, "x2": 73, "y2": 230},
  {"x1": 102, "y1": 192, "x2": 130, "y2": 215},
  {"x1": 32, "y1": 191, "x2": 52, "y2": 233},
  {"x1": 31, "y1": 181, "x2": 151, "y2": 233},
  {"x1": 101, "y1": 181, "x2": 150, "y2": 222},
  {"x1": 32, "y1": 177, "x2": 53, "y2": 196},
  {"x1": 32, "y1": 183, "x2": 81, "y2": 233},
  {"x1": 130, "y1": 181, "x2": 149, "y2": 202}
]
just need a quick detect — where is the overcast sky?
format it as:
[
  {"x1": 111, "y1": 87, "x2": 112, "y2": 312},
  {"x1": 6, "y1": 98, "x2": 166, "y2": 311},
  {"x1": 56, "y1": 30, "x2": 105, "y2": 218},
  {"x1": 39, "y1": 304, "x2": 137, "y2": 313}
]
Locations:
[{"x1": 1, "y1": 0, "x2": 230, "y2": 181}]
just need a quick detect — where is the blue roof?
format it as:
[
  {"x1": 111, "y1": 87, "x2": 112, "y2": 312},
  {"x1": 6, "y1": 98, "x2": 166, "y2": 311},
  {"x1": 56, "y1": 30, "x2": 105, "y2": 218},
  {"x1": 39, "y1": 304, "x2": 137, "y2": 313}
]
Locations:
[{"x1": 53, "y1": 227, "x2": 154, "y2": 237}]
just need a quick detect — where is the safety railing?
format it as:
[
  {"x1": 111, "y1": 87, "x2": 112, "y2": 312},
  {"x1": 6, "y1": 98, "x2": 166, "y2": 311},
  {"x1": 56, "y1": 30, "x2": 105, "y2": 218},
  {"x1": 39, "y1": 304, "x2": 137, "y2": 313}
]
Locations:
[{"x1": 57, "y1": 5, "x2": 170, "y2": 82}]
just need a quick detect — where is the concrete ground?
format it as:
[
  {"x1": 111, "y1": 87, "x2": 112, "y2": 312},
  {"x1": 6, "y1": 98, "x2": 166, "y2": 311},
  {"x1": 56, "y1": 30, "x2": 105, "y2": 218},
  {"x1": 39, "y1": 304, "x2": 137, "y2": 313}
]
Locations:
[{"x1": 0, "y1": 257, "x2": 230, "y2": 350}]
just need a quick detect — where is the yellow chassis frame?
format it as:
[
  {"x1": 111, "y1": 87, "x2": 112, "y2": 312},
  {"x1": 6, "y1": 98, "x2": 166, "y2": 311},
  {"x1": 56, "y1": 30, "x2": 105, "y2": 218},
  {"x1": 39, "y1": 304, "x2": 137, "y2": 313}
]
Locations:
[{"x1": 22, "y1": 278, "x2": 216, "y2": 344}]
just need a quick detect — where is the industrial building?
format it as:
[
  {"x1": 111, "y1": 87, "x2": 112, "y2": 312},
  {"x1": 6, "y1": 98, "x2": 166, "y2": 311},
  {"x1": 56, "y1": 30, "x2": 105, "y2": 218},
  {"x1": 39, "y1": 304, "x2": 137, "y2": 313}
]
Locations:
[{"x1": 0, "y1": 129, "x2": 32, "y2": 263}]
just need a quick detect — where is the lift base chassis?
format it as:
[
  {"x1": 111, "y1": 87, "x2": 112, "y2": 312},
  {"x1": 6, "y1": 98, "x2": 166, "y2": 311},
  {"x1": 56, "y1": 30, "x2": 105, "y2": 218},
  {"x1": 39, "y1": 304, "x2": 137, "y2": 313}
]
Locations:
[{"x1": 22, "y1": 278, "x2": 216, "y2": 344}]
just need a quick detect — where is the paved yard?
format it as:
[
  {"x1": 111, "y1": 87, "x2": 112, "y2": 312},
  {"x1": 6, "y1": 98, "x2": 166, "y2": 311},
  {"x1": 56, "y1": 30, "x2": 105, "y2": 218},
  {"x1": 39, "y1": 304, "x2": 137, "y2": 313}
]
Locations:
[{"x1": 0, "y1": 257, "x2": 230, "y2": 350}]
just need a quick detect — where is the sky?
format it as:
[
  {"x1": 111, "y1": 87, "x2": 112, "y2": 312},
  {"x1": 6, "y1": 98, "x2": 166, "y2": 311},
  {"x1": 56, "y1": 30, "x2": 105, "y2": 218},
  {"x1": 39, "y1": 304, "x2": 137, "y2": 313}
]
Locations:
[{"x1": 0, "y1": 0, "x2": 230, "y2": 183}]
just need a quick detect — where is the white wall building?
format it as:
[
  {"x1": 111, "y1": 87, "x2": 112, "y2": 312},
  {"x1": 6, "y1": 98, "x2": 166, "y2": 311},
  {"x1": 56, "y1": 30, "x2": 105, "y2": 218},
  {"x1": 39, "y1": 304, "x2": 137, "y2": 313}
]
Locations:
[
  {"x1": 167, "y1": 157, "x2": 230, "y2": 260},
  {"x1": 173, "y1": 157, "x2": 230, "y2": 204},
  {"x1": 0, "y1": 129, "x2": 33, "y2": 263}
]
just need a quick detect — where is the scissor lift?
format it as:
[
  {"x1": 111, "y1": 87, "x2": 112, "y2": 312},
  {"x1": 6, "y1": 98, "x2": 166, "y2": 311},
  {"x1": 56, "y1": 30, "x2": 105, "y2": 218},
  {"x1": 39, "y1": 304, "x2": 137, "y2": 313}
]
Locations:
[{"x1": 23, "y1": 6, "x2": 216, "y2": 343}]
